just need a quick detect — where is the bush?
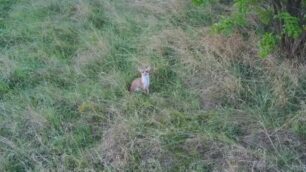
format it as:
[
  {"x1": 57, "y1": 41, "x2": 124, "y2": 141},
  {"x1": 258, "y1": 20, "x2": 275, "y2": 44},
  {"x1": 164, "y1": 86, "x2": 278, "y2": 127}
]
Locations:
[{"x1": 193, "y1": 0, "x2": 306, "y2": 58}]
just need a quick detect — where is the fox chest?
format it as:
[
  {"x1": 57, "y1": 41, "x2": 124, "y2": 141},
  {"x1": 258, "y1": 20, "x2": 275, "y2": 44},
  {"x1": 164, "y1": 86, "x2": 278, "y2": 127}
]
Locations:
[{"x1": 141, "y1": 76, "x2": 150, "y2": 89}]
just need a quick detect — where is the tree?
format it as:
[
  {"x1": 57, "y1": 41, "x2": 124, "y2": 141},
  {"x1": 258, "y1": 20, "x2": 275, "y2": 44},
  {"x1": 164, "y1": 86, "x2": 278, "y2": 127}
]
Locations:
[{"x1": 193, "y1": 0, "x2": 306, "y2": 58}]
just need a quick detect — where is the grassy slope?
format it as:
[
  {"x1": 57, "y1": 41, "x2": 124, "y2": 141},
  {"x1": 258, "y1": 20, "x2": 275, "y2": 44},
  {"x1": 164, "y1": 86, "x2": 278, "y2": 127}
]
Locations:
[{"x1": 0, "y1": 0, "x2": 306, "y2": 171}]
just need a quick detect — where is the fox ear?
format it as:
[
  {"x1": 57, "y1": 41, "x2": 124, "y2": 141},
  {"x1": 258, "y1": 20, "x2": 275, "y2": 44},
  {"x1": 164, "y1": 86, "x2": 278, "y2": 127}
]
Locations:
[{"x1": 146, "y1": 66, "x2": 151, "y2": 71}]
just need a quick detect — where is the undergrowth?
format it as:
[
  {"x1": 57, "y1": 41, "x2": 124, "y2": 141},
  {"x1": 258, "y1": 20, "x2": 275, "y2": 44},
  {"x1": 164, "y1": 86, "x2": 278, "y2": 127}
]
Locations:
[{"x1": 0, "y1": 0, "x2": 305, "y2": 171}]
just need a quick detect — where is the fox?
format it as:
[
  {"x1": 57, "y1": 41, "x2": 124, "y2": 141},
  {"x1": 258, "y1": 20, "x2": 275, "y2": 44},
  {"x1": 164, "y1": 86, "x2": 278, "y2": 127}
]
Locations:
[{"x1": 129, "y1": 66, "x2": 151, "y2": 94}]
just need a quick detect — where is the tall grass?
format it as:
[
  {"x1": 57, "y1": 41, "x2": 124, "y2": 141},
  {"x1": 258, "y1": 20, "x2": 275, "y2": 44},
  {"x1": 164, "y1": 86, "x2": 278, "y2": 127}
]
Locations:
[{"x1": 0, "y1": 0, "x2": 306, "y2": 171}]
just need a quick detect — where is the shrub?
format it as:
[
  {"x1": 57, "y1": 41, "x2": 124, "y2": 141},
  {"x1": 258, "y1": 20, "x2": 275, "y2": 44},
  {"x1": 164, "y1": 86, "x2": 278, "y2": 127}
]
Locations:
[{"x1": 193, "y1": 0, "x2": 306, "y2": 58}]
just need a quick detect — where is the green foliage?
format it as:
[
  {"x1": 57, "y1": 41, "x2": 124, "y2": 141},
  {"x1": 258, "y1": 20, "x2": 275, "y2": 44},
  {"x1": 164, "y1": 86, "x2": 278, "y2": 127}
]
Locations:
[
  {"x1": 192, "y1": 0, "x2": 213, "y2": 6},
  {"x1": 278, "y1": 12, "x2": 303, "y2": 39},
  {"x1": 195, "y1": 0, "x2": 251, "y2": 34},
  {"x1": 0, "y1": 80, "x2": 9, "y2": 95},
  {"x1": 212, "y1": 17, "x2": 235, "y2": 34},
  {"x1": 257, "y1": 8, "x2": 273, "y2": 25},
  {"x1": 193, "y1": 0, "x2": 306, "y2": 58},
  {"x1": 212, "y1": 14, "x2": 246, "y2": 34},
  {"x1": 192, "y1": 0, "x2": 205, "y2": 5},
  {"x1": 259, "y1": 33, "x2": 277, "y2": 58},
  {"x1": 234, "y1": 0, "x2": 250, "y2": 14}
]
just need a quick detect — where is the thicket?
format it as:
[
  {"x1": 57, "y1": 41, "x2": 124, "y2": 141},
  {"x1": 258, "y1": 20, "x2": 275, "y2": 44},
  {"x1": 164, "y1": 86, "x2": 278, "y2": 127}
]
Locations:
[{"x1": 193, "y1": 0, "x2": 306, "y2": 58}]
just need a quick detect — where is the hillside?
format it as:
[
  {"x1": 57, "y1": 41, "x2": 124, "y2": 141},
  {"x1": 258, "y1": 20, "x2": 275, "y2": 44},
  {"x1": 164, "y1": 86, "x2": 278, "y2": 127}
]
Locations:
[{"x1": 1, "y1": 0, "x2": 306, "y2": 171}]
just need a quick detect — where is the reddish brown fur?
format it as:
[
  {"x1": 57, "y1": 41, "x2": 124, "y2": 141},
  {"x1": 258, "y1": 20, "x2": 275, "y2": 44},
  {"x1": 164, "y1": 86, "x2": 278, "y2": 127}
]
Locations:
[
  {"x1": 129, "y1": 78, "x2": 143, "y2": 92},
  {"x1": 129, "y1": 66, "x2": 151, "y2": 94}
]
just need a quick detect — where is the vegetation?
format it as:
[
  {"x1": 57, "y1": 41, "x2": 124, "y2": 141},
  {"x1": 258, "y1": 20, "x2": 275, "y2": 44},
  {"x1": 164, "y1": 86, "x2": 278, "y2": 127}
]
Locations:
[
  {"x1": 194, "y1": 0, "x2": 306, "y2": 58},
  {"x1": 0, "y1": 0, "x2": 306, "y2": 171}
]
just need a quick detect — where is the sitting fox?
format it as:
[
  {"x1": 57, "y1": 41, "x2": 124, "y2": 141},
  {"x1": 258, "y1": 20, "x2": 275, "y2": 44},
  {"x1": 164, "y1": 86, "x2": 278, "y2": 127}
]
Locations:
[{"x1": 129, "y1": 66, "x2": 151, "y2": 94}]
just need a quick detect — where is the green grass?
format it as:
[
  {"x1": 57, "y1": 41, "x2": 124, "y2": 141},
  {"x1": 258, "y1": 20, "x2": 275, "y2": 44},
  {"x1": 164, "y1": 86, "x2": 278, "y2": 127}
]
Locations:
[{"x1": 1, "y1": 0, "x2": 306, "y2": 171}]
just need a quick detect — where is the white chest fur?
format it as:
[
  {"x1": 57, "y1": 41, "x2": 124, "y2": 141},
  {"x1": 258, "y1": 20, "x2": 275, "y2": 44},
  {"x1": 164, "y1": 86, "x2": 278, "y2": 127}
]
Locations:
[{"x1": 141, "y1": 75, "x2": 150, "y2": 89}]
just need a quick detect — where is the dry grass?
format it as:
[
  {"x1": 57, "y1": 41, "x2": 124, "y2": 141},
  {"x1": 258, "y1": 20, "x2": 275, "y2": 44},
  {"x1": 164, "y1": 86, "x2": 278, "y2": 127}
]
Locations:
[
  {"x1": 73, "y1": 38, "x2": 109, "y2": 75},
  {"x1": 1, "y1": 0, "x2": 306, "y2": 171},
  {"x1": 70, "y1": 1, "x2": 91, "y2": 22},
  {"x1": 95, "y1": 121, "x2": 132, "y2": 170},
  {"x1": 0, "y1": 55, "x2": 16, "y2": 80},
  {"x1": 225, "y1": 145, "x2": 264, "y2": 172},
  {"x1": 199, "y1": 32, "x2": 248, "y2": 60},
  {"x1": 174, "y1": 31, "x2": 249, "y2": 108},
  {"x1": 128, "y1": 0, "x2": 188, "y2": 16}
]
